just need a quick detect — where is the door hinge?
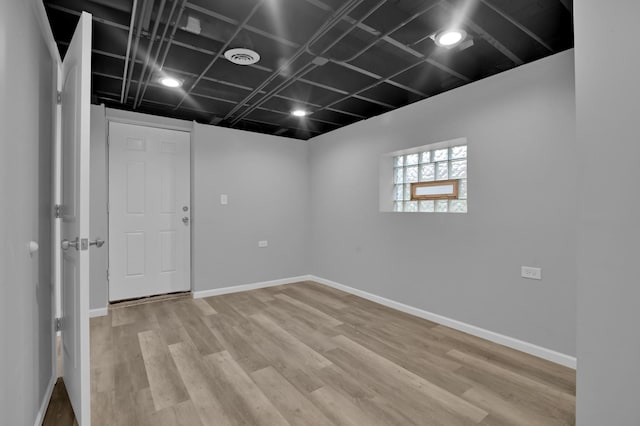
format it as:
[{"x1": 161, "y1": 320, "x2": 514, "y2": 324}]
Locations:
[
  {"x1": 107, "y1": 269, "x2": 110, "y2": 281},
  {"x1": 54, "y1": 204, "x2": 62, "y2": 218},
  {"x1": 55, "y1": 317, "x2": 62, "y2": 332},
  {"x1": 56, "y1": 91, "x2": 62, "y2": 105}
]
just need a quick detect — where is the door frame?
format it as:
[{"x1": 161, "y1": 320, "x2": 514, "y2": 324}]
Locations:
[{"x1": 104, "y1": 112, "x2": 194, "y2": 302}]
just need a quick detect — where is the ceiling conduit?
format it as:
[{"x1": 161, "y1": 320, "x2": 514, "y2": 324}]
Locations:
[
  {"x1": 120, "y1": 0, "x2": 139, "y2": 103},
  {"x1": 135, "y1": 0, "x2": 187, "y2": 109},
  {"x1": 132, "y1": 0, "x2": 167, "y2": 108},
  {"x1": 220, "y1": 0, "x2": 365, "y2": 125},
  {"x1": 172, "y1": 0, "x2": 268, "y2": 111},
  {"x1": 123, "y1": 0, "x2": 151, "y2": 103},
  {"x1": 227, "y1": 0, "x2": 391, "y2": 127}
]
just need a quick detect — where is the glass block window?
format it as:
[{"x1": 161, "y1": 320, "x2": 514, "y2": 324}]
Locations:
[{"x1": 393, "y1": 144, "x2": 467, "y2": 213}]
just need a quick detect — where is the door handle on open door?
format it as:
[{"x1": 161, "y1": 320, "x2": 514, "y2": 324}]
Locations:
[
  {"x1": 61, "y1": 238, "x2": 79, "y2": 251},
  {"x1": 182, "y1": 217, "x2": 189, "y2": 225},
  {"x1": 89, "y1": 238, "x2": 105, "y2": 248}
]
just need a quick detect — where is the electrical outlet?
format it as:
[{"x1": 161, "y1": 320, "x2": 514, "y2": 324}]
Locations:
[
  {"x1": 258, "y1": 240, "x2": 268, "y2": 248},
  {"x1": 521, "y1": 266, "x2": 542, "y2": 280}
]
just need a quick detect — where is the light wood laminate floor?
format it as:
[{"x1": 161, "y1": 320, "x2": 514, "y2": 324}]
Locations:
[{"x1": 90, "y1": 281, "x2": 575, "y2": 425}]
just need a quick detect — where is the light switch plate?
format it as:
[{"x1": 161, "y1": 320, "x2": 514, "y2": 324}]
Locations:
[
  {"x1": 521, "y1": 266, "x2": 542, "y2": 280},
  {"x1": 220, "y1": 194, "x2": 228, "y2": 205},
  {"x1": 258, "y1": 240, "x2": 268, "y2": 248}
]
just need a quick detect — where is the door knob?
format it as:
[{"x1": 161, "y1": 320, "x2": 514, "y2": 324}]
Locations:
[
  {"x1": 182, "y1": 217, "x2": 190, "y2": 225},
  {"x1": 89, "y1": 238, "x2": 105, "y2": 248},
  {"x1": 61, "y1": 238, "x2": 79, "y2": 251}
]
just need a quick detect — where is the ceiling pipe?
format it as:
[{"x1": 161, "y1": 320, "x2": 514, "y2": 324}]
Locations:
[
  {"x1": 221, "y1": 0, "x2": 365, "y2": 125},
  {"x1": 123, "y1": 0, "x2": 151, "y2": 103},
  {"x1": 301, "y1": 0, "x2": 470, "y2": 82},
  {"x1": 302, "y1": 1, "x2": 439, "y2": 100},
  {"x1": 305, "y1": 0, "x2": 387, "y2": 60},
  {"x1": 53, "y1": 0, "x2": 458, "y2": 111},
  {"x1": 185, "y1": 3, "x2": 299, "y2": 48},
  {"x1": 440, "y1": 0, "x2": 523, "y2": 65},
  {"x1": 479, "y1": 0, "x2": 553, "y2": 52},
  {"x1": 60, "y1": 36, "x2": 369, "y2": 121},
  {"x1": 135, "y1": 0, "x2": 187, "y2": 109},
  {"x1": 309, "y1": 59, "x2": 426, "y2": 119},
  {"x1": 269, "y1": 56, "x2": 429, "y2": 133},
  {"x1": 134, "y1": 0, "x2": 180, "y2": 109},
  {"x1": 120, "y1": 0, "x2": 139, "y2": 103},
  {"x1": 132, "y1": 0, "x2": 167, "y2": 109},
  {"x1": 321, "y1": 2, "x2": 440, "y2": 65},
  {"x1": 172, "y1": 0, "x2": 267, "y2": 111},
  {"x1": 179, "y1": 1, "x2": 428, "y2": 103},
  {"x1": 228, "y1": 0, "x2": 394, "y2": 127},
  {"x1": 236, "y1": 2, "x2": 461, "y2": 129}
]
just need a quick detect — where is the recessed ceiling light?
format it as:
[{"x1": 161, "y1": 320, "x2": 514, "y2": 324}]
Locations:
[
  {"x1": 224, "y1": 48, "x2": 261, "y2": 65},
  {"x1": 434, "y1": 29, "x2": 466, "y2": 47},
  {"x1": 291, "y1": 109, "x2": 308, "y2": 117},
  {"x1": 159, "y1": 77, "x2": 182, "y2": 88}
]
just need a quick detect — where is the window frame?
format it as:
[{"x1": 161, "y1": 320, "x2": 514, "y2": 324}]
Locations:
[{"x1": 410, "y1": 179, "x2": 460, "y2": 201}]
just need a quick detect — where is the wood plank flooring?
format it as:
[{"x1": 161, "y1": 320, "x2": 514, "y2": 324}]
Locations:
[
  {"x1": 43, "y1": 379, "x2": 79, "y2": 426},
  {"x1": 85, "y1": 281, "x2": 575, "y2": 425}
]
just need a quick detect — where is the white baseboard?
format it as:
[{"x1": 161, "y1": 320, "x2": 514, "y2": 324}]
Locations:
[
  {"x1": 34, "y1": 374, "x2": 56, "y2": 426},
  {"x1": 89, "y1": 307, "x2": 109, "y2": 318},
  {"x1": 309, "y1": 275, "x2": 577, "y2": 369},
  {"x1": 193, "y1": 275, "x2": 312, "y2": 299}
]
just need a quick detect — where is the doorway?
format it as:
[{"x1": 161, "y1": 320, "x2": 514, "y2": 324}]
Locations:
[{"x1": 108, "y1": 122, "x2": 191, "y2": 302}]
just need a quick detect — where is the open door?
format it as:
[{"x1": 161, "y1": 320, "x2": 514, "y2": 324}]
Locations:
[{"x1": 60, "y1": 11, "x2": 92, "y2": 426}]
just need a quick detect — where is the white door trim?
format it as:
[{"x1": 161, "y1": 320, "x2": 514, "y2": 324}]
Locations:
[{"x1": 105, "y1": 108, "x2": 194, "y2": 132}]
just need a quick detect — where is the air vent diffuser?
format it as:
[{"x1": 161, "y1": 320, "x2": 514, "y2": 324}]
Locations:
[{"x1": 224, "y1": 48, "x2": 260, "y2": 65}]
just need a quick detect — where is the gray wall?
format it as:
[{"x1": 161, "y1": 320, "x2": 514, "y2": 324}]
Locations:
[
  {"x1": 0, "y1": 0, "x2": 56, "y2": 424},
  {"x1": 308, "y1": 50, "x2": 577, "y2": 356},
  {"x1": 192, "y1": 123, "x2": 309, "y2": 291},
  {"x1": 575, "y1": 1, "x2": 640, "y2": 424}
]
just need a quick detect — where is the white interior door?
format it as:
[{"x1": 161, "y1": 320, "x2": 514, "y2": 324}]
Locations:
[
  {"x1": 109, "y1": 122, "x2": 191, "y2": 301},
  {"x1": 60, "y1": 11, "x2": 92, "y2": 426}
]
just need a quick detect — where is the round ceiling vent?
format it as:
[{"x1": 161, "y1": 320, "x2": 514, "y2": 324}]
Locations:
[{"x1": 224, "y1": 48, "x2": 260, "y2": 65}]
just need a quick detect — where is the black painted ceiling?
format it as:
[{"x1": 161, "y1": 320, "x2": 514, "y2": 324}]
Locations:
[{"x1": 44, "y1": 0, "x2": 573, "y2": 140}]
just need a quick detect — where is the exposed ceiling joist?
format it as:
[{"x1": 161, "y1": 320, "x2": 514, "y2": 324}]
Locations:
[
  {"x1": 558, "y1": 0, "x2": 572, "y2": 13},
  {"x1": 184, "y1": 2, "x2": 300, "y2": 48},
  {"x1": 222, "y1": 0, "x2": 367, "y2": 124},
  {"x1": 96, "y1": 88, "x2": 324, "y2": 135},
  {"x1": 132, "y1": 0, "x2": 168, "y2": 107},
  {"x1": 303, "y1": 0, "x2": 471, "y2": 82},
  {"x1": 227, "y1": 0, "x2": 395, "y2": 126},
  {"x1": 136, "y1": 0, "x2": 189, "y2": 108},
  {"x1": 174, "y1": 0, "x2": 266, "y2": 110},
  {"x1": 94, "y1": 70, "x2": 345, "y2": 128},
  {"x1": 122, "y1": 0, "x2": 150, "y2": 101},
  {"x1": 46, "y1": 0, "x2": 573, "y2": 139},
  {"x1": 50, "y1": 1, "x2": 441, "y2": 109},
  {"x1": 440, "y1": 0, "x2": 523, "y2": 66},
  {"x1": 120, "y1": 0, "x2": 139, "y2": 102},
  {"x1": 336, "y1": 61, "x2": 428, "y2": 98},
  {"x1": 479, "y1": 0, "x2": 554, "y2": 53},
  {"x1": 66, "y1": 41, "x2": 367, "y2": 120}
]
